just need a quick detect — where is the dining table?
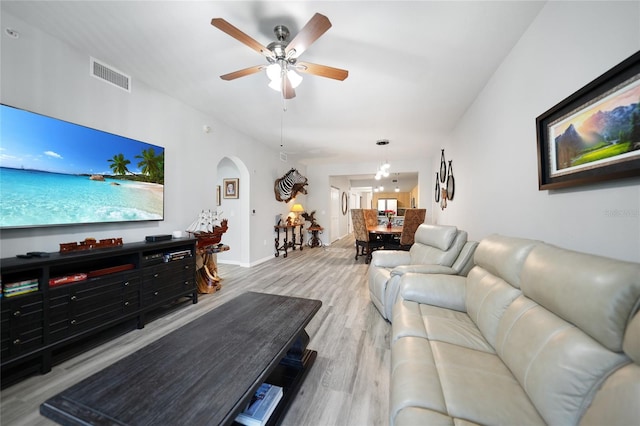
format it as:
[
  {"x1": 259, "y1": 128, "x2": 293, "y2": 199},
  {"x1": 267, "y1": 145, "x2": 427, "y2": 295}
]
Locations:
[{"x1": 368, "y1": 224, "x2": 403, "y2": 236}]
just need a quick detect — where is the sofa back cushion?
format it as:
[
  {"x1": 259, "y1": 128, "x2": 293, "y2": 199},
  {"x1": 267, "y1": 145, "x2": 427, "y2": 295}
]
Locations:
[
  {"x1": 473, "y1": 234, "x2": 539, "y2": 289},
  {"x1": 493, "y1": 243, "x2": 640, "y2": 425},
  {"x1": 522, "y1": 244, "x2": 640, "y2": 352},
  {"x1": 409, "y1": 225, "x2": 466, "y2": 267},
  {"x1": 414, "y1": 224, "x2": 457, "y2": 250},
  {"x1": 520, "y1": 243, "x2": 640, "y2": 352},
  {"x1": 465, "y1": 235, "x2": 538, "y2": 348}
]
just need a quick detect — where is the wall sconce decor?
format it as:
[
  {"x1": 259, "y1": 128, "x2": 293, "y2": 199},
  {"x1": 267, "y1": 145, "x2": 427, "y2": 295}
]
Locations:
[{"x1": 435, "y1": 149, "x2": 456, "y2": 210}]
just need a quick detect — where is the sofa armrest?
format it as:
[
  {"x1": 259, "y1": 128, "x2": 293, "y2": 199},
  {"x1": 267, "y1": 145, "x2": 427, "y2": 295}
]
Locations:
[
  {"x1": 391, "y1": 264, "x2": 457, "y2": 277},
  {"x1": 399, "y1": 273, "x2": 467, "y2": 312},
  {"x1": 370, "y1": 250, "x2": 411, "y2": 268}
]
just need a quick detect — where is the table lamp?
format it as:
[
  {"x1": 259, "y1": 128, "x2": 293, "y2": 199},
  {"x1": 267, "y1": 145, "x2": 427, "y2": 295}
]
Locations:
[{"x1": 290, "y1": 203, "x2": 304, "y2": 224}]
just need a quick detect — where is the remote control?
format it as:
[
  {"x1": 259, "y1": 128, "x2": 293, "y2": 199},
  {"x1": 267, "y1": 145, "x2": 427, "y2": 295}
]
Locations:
[{"x1": 27, "y1": 251, "x2": 50, "y2": 257}]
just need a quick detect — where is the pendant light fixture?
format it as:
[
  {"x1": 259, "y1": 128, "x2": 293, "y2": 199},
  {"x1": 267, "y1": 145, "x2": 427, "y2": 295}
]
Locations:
[{"x1": 375, "y1": 139, "x2": 390, "y2": 180}]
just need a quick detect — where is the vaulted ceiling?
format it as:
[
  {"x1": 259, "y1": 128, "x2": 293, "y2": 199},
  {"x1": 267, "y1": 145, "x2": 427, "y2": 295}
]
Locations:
[{"x1": 2, "y1": 1, "x2": 544, "y2": 172}]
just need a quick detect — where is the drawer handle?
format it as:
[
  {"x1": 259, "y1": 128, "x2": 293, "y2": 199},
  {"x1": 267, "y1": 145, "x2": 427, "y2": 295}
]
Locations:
[
  {"x1": 124, "y1": 301, "x2": 130, "y2": 306},
  {"x1": 13, "y1": 310, "x2": 21, "y2": 317},
  {"x1": 154, "y1": 291, "x2": 159, "y2": 296},
  {"x1": 184, "y1": 265, "x2": 190, "y2": 270},
  {"x1": 184, "y1": 281, "x2": 189, "y2": 285},
  {"x1": 71, "y1": 295, "x2": 77, "y2": 301},
  {"x1": 153, "y1": 273, "x2": 159, "y2": 278},
  {"x1": 71, "y1": 319, "x2": 77, "y2": 325},
  {"x1": 13, "y1": 339, "x2": 21, "y2": 345},
  {"x1": 123, "y1": 281, "x2": 129, "y2": 286}
]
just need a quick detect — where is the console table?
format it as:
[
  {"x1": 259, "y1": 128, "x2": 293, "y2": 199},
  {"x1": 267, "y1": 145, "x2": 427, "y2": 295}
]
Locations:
[
  {"x1": 0, "y1": 238, "x2": 197, "y2": 387},
  {"x1": 307, "y1": 225, "x2": 324, "y2": 248},
  {"x1": 274, "y1": 224, "x2": 304, "y2": 257},
  {"x1": 41, "y1": 292, "x2": 322, "y2": 426}
]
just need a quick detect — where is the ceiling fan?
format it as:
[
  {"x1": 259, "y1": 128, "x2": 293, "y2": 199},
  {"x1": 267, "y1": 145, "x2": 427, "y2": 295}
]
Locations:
[{"x1": 211, "y1": 13, "x2": 349, "y2": 99}]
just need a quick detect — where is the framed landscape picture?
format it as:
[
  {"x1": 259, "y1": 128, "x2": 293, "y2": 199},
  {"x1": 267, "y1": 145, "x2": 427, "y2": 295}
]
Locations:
[
  {"x1": 223, "y1": 178, "x2": 239, "y2": 199},
  {"x1": 536, "y1": 51, "x2": 640, "y2": 190}
]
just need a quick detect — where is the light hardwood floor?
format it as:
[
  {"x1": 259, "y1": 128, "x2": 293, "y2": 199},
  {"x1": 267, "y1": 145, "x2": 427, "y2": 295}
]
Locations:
[{"x1": 0, "y1": 235, "x2": 391, "y2": 426}]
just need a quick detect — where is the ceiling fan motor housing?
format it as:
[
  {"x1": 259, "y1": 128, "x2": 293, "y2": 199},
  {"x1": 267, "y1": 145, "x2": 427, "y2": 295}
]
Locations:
[{"x1": 267, "y1": 25, "x2": 292, "y2": 62}]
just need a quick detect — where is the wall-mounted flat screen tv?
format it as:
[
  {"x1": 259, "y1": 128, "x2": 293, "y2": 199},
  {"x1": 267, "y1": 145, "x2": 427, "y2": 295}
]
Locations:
[{"x1": 0, "y1": 104, "x2": 164, "y2": 229}]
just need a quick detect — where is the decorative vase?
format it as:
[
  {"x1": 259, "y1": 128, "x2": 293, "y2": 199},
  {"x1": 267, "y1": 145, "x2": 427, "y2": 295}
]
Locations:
[{"x1": 387, "y1": 220, "x2": 393, "y2": 229}]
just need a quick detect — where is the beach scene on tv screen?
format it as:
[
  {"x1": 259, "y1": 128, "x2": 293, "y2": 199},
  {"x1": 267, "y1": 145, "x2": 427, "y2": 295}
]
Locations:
[{"x1": 0, "y1": 105, "x2": 164, "y2": 228}]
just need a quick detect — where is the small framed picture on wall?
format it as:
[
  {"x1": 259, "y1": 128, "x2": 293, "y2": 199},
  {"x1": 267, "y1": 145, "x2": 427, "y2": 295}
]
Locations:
[{"x1": 223, "y1": 178, "x2": 239, "y2": 199}]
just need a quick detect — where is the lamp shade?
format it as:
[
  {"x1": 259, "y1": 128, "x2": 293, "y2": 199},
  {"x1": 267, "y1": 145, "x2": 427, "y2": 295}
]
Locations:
[{"x1": 291, "y1": 204, "x2": 304, "y2": 213}]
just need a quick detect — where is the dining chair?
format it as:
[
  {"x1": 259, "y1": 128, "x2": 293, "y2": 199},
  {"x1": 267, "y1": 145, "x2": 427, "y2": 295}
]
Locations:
[
  {"x1": 351, "y1": 209, "x2": 384, "y2": 263},
  {"x1": 389, "y1": 208, "x2": 426, "y2": 250}
]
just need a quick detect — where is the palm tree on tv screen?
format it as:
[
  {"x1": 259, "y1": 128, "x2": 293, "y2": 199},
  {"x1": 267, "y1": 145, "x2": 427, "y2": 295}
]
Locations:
[
  {"x1": 135, "y1": 148, "x2": 164, "y2": 184},
  {"x1": 108, "y1": 153, "x2": 131, "y2": 176}
]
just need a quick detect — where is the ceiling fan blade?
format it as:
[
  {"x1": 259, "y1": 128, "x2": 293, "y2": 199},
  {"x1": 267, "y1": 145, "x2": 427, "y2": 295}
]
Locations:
[
  {"x1": 211, "y1": 18, "x2": 274, "y2": 59},
  {"x1": 285, "y1": 13, "x2": 331, "y2": 59},
  {"x1": 220, "y1": 65, "x2": 265, "y2": 81},
  {"x1": 282, "y1": 73, "x2": 296, "y2": 99},
  {"x1": 296, "y1": 62, "x2": 349, "y2": 81}
]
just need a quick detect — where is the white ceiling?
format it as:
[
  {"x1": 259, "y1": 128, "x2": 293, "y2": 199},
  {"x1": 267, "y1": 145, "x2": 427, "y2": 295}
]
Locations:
[{"x1": 1, "y1": 0, "x2": 544, "y2": 189}]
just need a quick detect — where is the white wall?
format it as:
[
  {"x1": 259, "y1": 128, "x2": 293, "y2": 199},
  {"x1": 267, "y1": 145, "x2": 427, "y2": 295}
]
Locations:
[
  {"x1": 0, "y1": 12, "x2": 302, "y2": 264},
  {"x1": 434, "y1": 1, "x2": 640, "y2": 262}
]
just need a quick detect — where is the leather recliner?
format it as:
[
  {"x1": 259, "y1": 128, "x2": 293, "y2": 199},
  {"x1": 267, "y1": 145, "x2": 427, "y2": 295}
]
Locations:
[{"x1": 368, "y1": 224, "x2": 477, "y2": 320}]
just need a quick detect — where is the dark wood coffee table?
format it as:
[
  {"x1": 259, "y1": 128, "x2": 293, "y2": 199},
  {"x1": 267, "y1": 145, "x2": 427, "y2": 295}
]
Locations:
[{"x1": 40, "y1": 292, "x2": 322, "y2": 425}]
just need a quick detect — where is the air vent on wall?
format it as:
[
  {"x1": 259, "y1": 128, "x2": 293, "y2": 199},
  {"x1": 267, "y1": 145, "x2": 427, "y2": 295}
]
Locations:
[
  {"x1": 90, "y1": 57, "x2": 131, "y2": 92},
  {"x1": 280, "y1": 152, "x2": 288, "y2": 162}
]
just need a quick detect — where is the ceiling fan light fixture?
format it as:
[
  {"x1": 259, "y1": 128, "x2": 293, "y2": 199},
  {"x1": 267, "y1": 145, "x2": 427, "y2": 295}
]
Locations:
[
  {"x1": 266, "y1": 63, "x2": 281, "y2": 82},
  {"x1": 287, "y1": 69, "x2": 303, "y2": 88},
  {"x1": 266, "y1": 64, "x2": 303, "y2": 92}
]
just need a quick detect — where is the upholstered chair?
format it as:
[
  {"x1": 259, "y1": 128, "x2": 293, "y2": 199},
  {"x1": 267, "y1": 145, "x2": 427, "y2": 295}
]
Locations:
[
  {"x1": 387, "y1": 208, "x2": 426, "y2": 250},
  {"x1": 351, "y1": 209, "x2": 384, "y2": 264},
  {"x1": 368, "y1": 224, "x2": 478, "y2": 320}
]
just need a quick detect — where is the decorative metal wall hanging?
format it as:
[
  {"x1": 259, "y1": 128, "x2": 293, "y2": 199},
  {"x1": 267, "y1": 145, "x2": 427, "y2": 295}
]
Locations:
[
  {"x1": 439, "y1": 149, "x2": 447, "y2": 183},
  {"x1": 436, "y1": 150, "x2": 456, "y2": 210}
]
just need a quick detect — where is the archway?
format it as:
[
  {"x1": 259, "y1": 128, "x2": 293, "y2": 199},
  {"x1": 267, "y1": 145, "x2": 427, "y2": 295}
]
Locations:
[{"x1": 216, "y1": 156, "x2": 251, "y2": 266}]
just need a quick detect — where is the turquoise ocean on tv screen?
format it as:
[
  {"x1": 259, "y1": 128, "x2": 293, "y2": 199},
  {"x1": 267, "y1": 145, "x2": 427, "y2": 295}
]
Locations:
[{"x1": 0, "y1": 168, "x2": 163, "y2": 227}]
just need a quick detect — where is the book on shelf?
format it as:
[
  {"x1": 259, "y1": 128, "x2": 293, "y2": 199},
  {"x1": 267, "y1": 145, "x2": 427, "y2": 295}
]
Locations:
[
  {"x1": 49, "y1": 273, "x2": 88, "y2": 287},
  {"x1": 163, "y1": 249, "x2": 192, "y2": 262},
  {"x1": 235, "y1": 383, "x2": 283, "y2": 426},
  {"x1": 2, "y1": 278, "x2": 39, "y2": 297}
]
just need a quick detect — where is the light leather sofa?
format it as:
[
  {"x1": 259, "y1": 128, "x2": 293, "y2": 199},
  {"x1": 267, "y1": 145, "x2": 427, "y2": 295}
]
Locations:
[
  {"x1": 391, "y1": 234, "x2": 640, "y2": 425},
  {"x1": 369, "y1": 224, "x2": 477, "y2": 321}
]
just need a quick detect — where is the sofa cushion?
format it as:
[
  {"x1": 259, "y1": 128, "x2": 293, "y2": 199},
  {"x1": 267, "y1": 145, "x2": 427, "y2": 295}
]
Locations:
[
  {"x1": 521, "y1": 243, "x2": 640, "y2": 352},
  {"x1": 496, "y1": 295, "x2": 628, "y2": 425},
  {"x1": 391, "y1": 336, "x2": 447, "y2": 417},
  {"x1": 473, "y1": 234, "x2": 538, "y2": 289},
  {"x1": 431, "y1": 341, "x2": 545, "y2": 425}
]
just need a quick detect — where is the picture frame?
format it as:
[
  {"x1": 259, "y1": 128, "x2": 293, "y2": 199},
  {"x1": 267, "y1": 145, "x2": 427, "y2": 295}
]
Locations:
[
  {"x1": 223, "y1": 178, "x2": 239, "y2": 199},
  {"x1": 536, "y1": 51, "x2": 640, "y2": 190},
  {"x1": 341, "y1": 192, "x2": 348, "y2": 215},
  {"x1": 216, "y1": 185, "x2": 221, "y2": 206}
]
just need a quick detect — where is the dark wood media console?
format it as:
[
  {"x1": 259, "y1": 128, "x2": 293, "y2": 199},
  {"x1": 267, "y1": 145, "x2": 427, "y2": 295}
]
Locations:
[{"x1": 0, "y1": 238, "x2": 197, "y2": 387}]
